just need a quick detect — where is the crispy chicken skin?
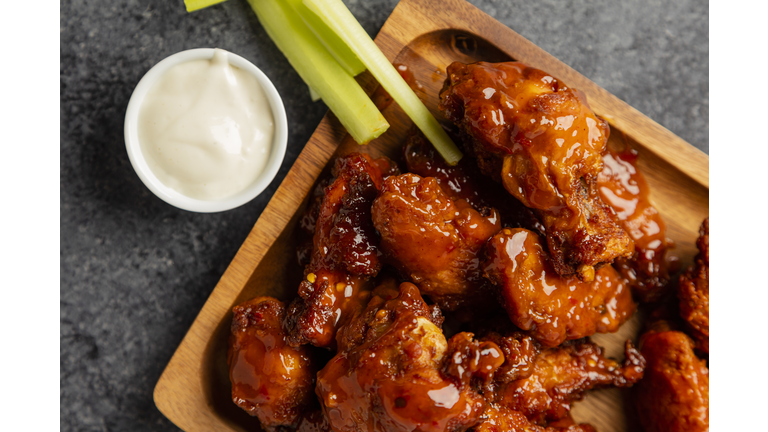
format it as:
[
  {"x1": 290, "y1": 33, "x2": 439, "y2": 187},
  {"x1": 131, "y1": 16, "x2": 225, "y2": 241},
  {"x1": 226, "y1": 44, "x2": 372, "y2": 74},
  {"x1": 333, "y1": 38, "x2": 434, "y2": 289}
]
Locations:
[
  {"x1": 471, "y1": 333, "x2": 641, "y2": 430},
  {"x1": 228, "y1": 297, "x2": 317, "y2": 430},
  {"x1": 372, "y1": 172, "x2": 501, "y2": 310},
  {"x1": 478, "y1": 332, "x2": 541, "y2": 386},
  {"x1": 333, "y1": 276, "x2": 443, "y2": 353},
  {"x1": 439, "y1": 61, "x2": 633, "y2": 280},
  {"x1": 484, "y1": 228, "x2": 636, "y2": 347},
  {"x1": 316, "y1": 282, "x2": 504, "y2": 432},
  {"x1": 597, "y1": 146, "x2": 671, "y2": 302},
  {"x1": 634, "y1": 324, "x2": 709, "y2": 432},
  {"x1": 678, "y1": 218, "x2": 709, "y2": 353},
  {"x1": 496, "y1": 339, "x2": 644, "y2": 425},
  {"x1": 473, "y1": 405, "x2": 596, "y2": 432},
  {"x1": 403, "y1": 130, "x2": 544, "y2": 234},
  {"x1": 284, "y1": 153, "x2": 397, "y2": 348}
]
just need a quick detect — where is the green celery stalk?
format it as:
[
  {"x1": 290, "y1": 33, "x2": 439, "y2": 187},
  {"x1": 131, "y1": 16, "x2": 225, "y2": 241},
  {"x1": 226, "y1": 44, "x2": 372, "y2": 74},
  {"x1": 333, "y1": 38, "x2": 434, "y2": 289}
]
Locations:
[
  {"x1": 308, "y1": 85, "x2": 321, "y2": 102},
  {"x1": 184, "y1": 0, "x2": 227, "y2": 13},
  {"x1": 285, "y1": 0, "x2": 366, "y2": 76},
  {"x1": 247, "y1": 0, "x2": 388, "y2": 144},
  {"x1": 303, "y1": 0, "x2": 463, "y2": 165}
]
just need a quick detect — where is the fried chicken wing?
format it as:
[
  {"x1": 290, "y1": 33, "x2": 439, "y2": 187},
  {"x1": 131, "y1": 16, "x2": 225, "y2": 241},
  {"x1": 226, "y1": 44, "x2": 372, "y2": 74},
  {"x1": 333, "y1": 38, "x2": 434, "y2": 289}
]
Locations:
[
  {"x1": 597, "y1": 146, "x2": 671, "y2": 302},
  {"x1": 496, "y1": 339, "x2": 644, "y2": 425},
  {"x1": 634, "y1": 324, "x2": 709, "y2": 432},
  {"x1": 316, "y1": 282, "x2": 503, "y2": 432},
  {"x1": 372, "y1": 172, "x2": 501, "y2": 310},
  {"x1": 484, "y1": 228, "x2": 636, "y2": 347},
  {"x1": 439, "y1": 61, "x2": 633, "y2": 280},
  {"x1": 228, "y1": 297, "x2": 318, "y2": 430},
  {"x1": 678, "y1": 218, "x2": 709, "y2": 353},
  {"x1": 473, "y1": 405, "x2": 596, "y2": 432},
  {"x1": 403, "y1": 129, "x2": 544, "y2": 234},
  {"x1": 285, "y1": 153, "x2": 396, "y2": 348},
  {"x1": 470, "y1": 334, "x2": 641, "y2": 430}
]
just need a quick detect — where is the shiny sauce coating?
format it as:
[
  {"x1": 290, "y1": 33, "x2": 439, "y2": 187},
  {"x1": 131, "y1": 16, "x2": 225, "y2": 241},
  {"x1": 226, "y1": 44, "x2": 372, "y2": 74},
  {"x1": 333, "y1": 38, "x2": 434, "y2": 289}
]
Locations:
[
  {"x1": 439, "y1": 61, "x2": 633, "y2": 279},
  {"x1": 228, "y1": 297, "x2": 317, "y2": 429},
  {"x1": 484, "y1": 228, "x2": 636, "y2": 347},
  {"x1": 497, "y1": 339, "x2": 644, "y2": 424},
  {"x1": 403, "y1": 129, "x2": 545, "y2": 234},
  {"x1": 372, "y1": 173, "x2": 501, "y2": 310},
  {"x1": 316, "y1": 283, "x2": 493, "y2": 432},
  {"x1": 440, "y1": 62, "x2": 607, "y2": 212},
  {"x1": 284, "y1": 153, "x2": 395, "y2": 348},
  {"x1": 597, "y1": 146, "x2": 671, "y2": 302}
]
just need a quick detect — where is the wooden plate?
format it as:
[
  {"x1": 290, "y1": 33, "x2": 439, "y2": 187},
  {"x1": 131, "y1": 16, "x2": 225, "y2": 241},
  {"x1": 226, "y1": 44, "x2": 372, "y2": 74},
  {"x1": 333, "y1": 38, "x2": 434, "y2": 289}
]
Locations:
[{"x1": 153, "y1": 0, "x2": 709, "y2": 430}]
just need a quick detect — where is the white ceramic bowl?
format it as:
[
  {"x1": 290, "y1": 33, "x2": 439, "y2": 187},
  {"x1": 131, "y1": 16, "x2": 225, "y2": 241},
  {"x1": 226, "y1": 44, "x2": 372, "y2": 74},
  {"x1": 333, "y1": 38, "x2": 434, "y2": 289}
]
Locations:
[{"x1": 124, "y1": 48, "x2": 287, "y2": 213}]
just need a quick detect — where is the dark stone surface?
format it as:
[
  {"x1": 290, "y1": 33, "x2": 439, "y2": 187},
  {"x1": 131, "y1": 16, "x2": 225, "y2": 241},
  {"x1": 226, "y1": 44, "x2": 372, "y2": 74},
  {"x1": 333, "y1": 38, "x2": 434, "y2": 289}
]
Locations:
[{"x1": 60, "y1": 0, "x2": 708, "y2": 430}]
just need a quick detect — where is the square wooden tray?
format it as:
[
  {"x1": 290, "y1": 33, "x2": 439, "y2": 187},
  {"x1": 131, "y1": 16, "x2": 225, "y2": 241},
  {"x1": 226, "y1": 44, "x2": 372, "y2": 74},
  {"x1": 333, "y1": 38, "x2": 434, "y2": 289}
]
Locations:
[{"x1": 153, "y1": 0, "x2": 709, "y2": 430}]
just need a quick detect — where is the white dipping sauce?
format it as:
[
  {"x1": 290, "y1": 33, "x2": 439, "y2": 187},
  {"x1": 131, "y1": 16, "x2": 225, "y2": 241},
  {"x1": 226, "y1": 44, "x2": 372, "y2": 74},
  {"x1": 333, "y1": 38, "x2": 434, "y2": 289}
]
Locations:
[{"x1": 138, "y1": 49, "x2": 274, "y2": 200}]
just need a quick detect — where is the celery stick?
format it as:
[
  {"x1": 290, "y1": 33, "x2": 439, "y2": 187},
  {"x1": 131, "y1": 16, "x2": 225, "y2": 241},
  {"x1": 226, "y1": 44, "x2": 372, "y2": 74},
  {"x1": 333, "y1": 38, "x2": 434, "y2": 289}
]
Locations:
[
  {"x1": 247, "y1": 0, "x2": 388, "y2": 144},
  {"x1": 303, "y1": 0, "x2": 463, "y2": 165},
  {"x1": 308, "y1": 85, "x2": 321, "y2": 102},
  {"x1": 184, "y1": 0, "x2": 227, "y2": 13},
  {"x1": 285, "y1": 0, "x2": 366, "y2": 76}
]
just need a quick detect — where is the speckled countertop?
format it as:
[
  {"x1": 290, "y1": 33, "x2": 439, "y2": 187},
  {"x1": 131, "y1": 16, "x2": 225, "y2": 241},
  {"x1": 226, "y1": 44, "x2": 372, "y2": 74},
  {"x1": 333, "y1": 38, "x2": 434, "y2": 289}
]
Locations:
[{"x1": 60, "y1": 0, "x2": 708, "y2": 430}]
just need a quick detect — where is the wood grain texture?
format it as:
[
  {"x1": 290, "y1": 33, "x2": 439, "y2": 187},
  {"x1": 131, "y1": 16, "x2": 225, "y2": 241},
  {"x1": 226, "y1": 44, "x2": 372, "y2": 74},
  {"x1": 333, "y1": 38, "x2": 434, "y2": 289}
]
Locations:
[{"x1": 153, "y1": 0, "x2": 709, "y2": 431}]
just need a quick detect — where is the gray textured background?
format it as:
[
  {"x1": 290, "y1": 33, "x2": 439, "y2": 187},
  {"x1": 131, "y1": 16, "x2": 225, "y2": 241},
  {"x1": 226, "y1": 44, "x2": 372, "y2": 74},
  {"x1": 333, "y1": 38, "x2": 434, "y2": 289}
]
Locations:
[{"x1": 60, "y1": 0, "x2": 708, "y2": 430}]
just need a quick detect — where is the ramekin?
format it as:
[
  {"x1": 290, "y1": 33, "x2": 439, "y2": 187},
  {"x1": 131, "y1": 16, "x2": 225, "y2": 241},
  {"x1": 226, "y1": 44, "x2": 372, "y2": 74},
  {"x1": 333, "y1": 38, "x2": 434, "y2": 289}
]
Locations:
[{"x1": 124, "y1": 48, "x2": 287, "y2": 213}]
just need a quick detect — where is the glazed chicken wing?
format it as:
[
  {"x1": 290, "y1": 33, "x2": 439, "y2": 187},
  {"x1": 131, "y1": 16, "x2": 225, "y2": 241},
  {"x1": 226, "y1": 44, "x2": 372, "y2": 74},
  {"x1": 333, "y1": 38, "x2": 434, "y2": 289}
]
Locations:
[
  {"x1": 634, "y1": 323, "x2": 709, "y2": 432},
  {"x1": 285, "y1": 153, "x2": 396, "y2": 348},
  {"x1": 473, "y1": 405, "x2": 596, "y2": 432},
  {"x1": 439, "y1": 61, "x2": 633, "y2": 280},
  {"x1": 316, "y1": 282, "x2": 505, "y2": 432},
  {"x1": 495, "y1": 339, "x2": 644, "y2": 425},
  {"x1": 678, "y1": 218, "x2": 709, "y2": 353},
  {"x1": 471, "y1": 333, "x2": 641, "y2": 430},
  {"x1": 228, "y1": 297, "x2": 318, "y2": 430},
  {"x1": 597, "y1": 145, "x2": 671, "y2": 302},
  {"x1": 484, "y1": 228, "x2": 636, "y2": 347},
  {"x1": 403, "y1": 129, "x2": 544, "y2": 234},
  {"x1": 372, "y1": 172, "x2": 501, "y2": 310}
]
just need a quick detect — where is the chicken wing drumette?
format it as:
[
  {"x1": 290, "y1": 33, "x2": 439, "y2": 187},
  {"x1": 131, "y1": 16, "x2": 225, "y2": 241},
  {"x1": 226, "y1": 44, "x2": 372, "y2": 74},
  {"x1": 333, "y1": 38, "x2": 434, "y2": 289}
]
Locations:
[
  {"x1": 228, "y1": 297, "x2": 318, "y2": 430},
  {"x1": 284, "y1": 153, "x2": 396, "y2": 348},
  {"x1": 484, "y1": 228, "x2": 636, "y2": 347},
  {"x1": 371, "y1": 172, "x2": 501, "y2": 310},
  {"x1": 633, "y1": 321, "x2": 709, "y2": 432},
  {"x1": 316, "y1": 282, "x2": 506, "y2": 432},
  {"x1": 678, "y1": 218, "x2": 709, "y2": 353},
  {"x1": 597, "y1": 145, "x2": 672, "y2": 302},
  {"x1": 439, "y1": 61, "x2": 633, "y2": 280}
]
